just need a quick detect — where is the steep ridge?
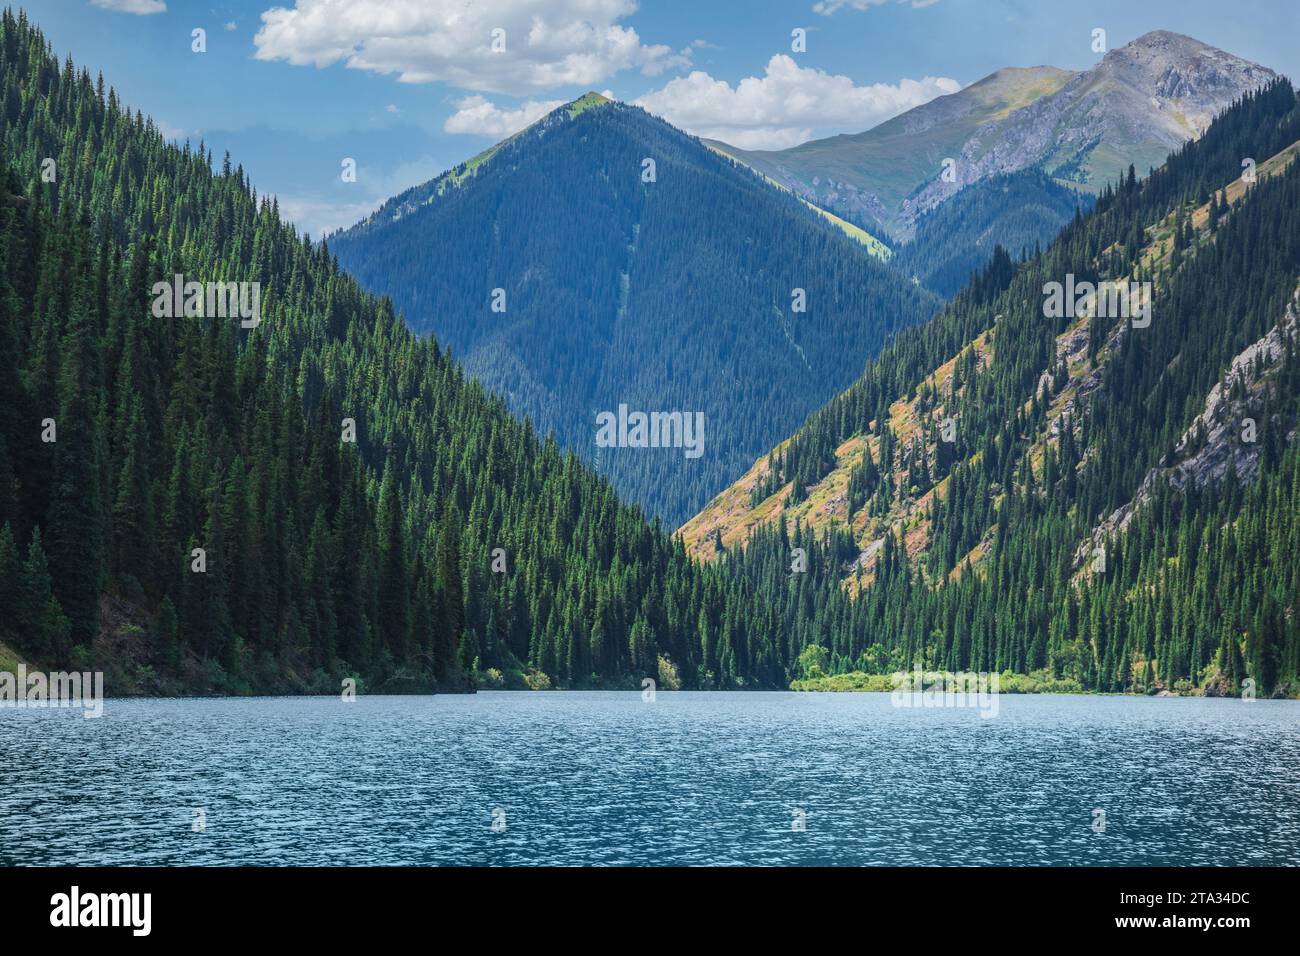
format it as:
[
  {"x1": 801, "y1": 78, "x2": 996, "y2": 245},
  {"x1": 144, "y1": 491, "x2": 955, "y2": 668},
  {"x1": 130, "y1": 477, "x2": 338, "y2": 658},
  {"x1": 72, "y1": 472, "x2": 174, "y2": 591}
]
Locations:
[
  {"x1": 343, "y1": 91, "x2": 614, "y2": 233},
  {"x1": 330, "y1": 96, "x2": 936, "y2": 528},
  {"x1": 684, "y1": 80, "x2": 1300, "y2": 695}
]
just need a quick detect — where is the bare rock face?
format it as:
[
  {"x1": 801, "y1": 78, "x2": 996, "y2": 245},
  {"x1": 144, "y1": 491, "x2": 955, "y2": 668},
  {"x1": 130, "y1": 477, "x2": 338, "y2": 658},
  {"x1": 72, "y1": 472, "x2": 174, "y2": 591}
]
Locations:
[
  {"x1": 1163, "y1": 317, "x2": 1295, "y2": 486},
  {"x1": 1076, "y1": 292, "x2": 1300, "y2": 567},
  {"x1": 905, "y1": 31, "x2": 1276, "y2": 228}
]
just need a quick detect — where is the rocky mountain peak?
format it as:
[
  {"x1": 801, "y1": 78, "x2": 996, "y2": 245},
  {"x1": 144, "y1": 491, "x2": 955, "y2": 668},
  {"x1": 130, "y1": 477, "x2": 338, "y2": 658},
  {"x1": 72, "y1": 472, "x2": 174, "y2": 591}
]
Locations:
[{"x1": 1098, "y1": 30, "x2": 1276, "y2": 120}]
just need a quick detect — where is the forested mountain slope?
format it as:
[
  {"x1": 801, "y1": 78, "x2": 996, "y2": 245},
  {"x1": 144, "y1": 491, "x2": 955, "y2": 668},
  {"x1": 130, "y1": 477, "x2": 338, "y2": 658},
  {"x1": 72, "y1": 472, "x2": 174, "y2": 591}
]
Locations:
[
  {"x1": 6, "y1": 10, "x2": 1296, "y2": 698},
  {"x1": 682, "y1": 80, "x2": 1300, "y2": 696},
  {"x1": 329, "y1": 96, "x2": 938, "y2": 529},
  {"x1": 0, "y1": 11, "x2": 796, "y2": 694},
  {"x1": 891, "y1": 170, "x2": 1093, "y2": 298}
]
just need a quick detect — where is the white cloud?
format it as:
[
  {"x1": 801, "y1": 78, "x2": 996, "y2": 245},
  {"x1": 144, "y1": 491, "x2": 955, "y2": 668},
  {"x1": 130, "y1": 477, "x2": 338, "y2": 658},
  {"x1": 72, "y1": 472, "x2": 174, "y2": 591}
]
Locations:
[
  {"x1": 225, "y1": 21, "x2": 237, "y2": 31},
  {"x1": 814, "y1": 0, "x2": 940, "y2": 14},
  {"x1": 253, "y1": 0, "x2": 689, "y2": 95},
  {"x1": 90, "y1": 0, "x2": 166, "y2": 14},
  {"x1": 814, "y1": 0, "x2": 886, "y2": 12},
  {"x1": 697, "y1": 125, "x2": 815, "y2": 152},
  {"x1": 444, "y1": 95, "x2": 565, "y2": 137},
  {"x1": 634, "y1": 55, "x2": 959, "y2": 150},
  {"x1": 279, "y1": 195, "x2": 383, "y2": 241},
  {"x1": 155, "y1": 119, "x2": 196, "y2": 141},
  {"x1": 280, "y1": 154, "x2": 444, "y2": 239}
]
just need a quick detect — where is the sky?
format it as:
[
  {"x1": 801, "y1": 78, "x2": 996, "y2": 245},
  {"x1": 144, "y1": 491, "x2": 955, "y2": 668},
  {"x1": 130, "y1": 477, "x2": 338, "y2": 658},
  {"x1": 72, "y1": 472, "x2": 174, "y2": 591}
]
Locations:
[{"x1": 25, "y1": 0, "x2": 1300, "y2": 239}]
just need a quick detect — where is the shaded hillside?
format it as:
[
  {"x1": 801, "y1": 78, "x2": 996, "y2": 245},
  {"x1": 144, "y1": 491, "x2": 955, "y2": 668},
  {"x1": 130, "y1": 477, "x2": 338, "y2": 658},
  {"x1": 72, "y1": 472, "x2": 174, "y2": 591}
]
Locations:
[
  {"x1": 330, "y1": 97, "x2": 938, "y2": 529},
  {"x1": 892, "y1": 170, "x2": 1093, "y2": 297}
]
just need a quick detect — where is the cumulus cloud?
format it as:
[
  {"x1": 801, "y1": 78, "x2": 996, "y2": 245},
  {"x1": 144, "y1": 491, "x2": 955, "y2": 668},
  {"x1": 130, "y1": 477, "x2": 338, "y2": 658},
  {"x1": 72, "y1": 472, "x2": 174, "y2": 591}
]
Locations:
[
  {"x1": 90, "y1": 0, "x2": 166, "y2": 14},
  {"x1": 253, "y1": 0, "x2": 689, "y2": 95},
  {"x1": 634, "y1": 55, "x2": 959, "y2": 150},
  {"x1": 444, "y1": 95, "x2": 565, "y2": 137}
]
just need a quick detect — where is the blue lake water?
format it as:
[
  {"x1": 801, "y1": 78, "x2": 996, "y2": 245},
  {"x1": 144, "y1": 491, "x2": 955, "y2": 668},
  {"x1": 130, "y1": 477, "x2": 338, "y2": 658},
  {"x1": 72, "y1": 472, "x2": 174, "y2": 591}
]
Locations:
[{"x1": 2, "y1": 691, "x2": 1298, "y2": 866}]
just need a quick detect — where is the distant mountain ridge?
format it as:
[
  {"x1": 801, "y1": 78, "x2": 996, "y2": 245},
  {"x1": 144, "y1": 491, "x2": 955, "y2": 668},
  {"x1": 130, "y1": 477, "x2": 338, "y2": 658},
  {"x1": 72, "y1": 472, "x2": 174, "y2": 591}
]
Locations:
[
  {"x1": 330, "y1": 96, "x2": 938, "y2": 528},
  {"x1": 904, "y1": 31, "x2": 1277, "y2": 226},
  {"x1": 706, "y1": 65, "x2": 1075, "y2": 240},
  {"x1": 708, "y1": 32, "x2": 1275, "y2": 242}
]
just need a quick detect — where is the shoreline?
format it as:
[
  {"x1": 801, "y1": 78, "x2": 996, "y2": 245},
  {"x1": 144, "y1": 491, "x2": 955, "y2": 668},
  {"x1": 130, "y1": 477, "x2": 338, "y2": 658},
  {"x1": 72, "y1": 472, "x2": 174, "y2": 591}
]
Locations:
[{"x1": 9, "y1": 686, "x2": 1300, "y2": 702}]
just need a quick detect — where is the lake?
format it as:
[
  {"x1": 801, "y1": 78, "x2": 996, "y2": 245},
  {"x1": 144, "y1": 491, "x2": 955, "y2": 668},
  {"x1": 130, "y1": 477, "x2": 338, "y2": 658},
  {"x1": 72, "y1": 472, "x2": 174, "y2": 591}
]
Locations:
[{"x1": 2, "y1": 691, "x2": 1298, "y2": 866}]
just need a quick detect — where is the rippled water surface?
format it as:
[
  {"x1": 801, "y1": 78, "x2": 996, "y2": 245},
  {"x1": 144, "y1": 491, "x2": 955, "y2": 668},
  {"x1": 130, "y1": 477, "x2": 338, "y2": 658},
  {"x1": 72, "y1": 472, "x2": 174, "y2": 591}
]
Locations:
[{"x1": 3, "y1": 691, "x2": 1299, "y2": 865}]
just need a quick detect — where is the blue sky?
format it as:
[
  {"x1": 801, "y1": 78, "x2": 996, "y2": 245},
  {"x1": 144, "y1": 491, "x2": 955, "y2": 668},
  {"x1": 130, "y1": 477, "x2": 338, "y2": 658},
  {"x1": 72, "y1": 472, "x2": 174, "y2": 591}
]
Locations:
[{"x1": 28, "y1": 0, "x2": 1300, "y2": 238}]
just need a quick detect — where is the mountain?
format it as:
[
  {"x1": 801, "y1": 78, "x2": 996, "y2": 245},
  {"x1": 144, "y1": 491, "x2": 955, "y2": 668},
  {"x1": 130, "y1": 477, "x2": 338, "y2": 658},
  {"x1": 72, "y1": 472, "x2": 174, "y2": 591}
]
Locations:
[
  {"x1": 891, "y1": 169, "x2": 1094, "y2": 297},
  {"x1": 0, "y1": 11, "x2": 802, "y2": 694},
  {"x1": 708, "y1": 32, "x2": 1275, "y2": 297},
  {"x1": 680, "y1": 79, "x2": 1300, "y2": 696},
  {"x1": 706, "y1": 64, "x2": 1075, "y2": 240},
  {"x1": 329, "y1": 96, "x2": 938, "y2": 529},
  {"x1": 7, "y1": 8, "x2": 1297, "y2": 699},
  {"x1": 904, "y1": 31, "x2": 1277, "y2": 225}
]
